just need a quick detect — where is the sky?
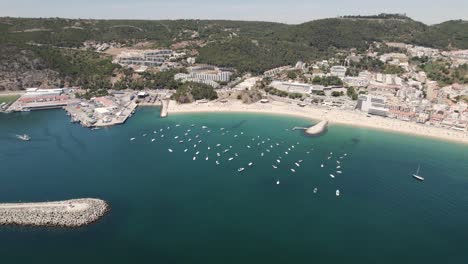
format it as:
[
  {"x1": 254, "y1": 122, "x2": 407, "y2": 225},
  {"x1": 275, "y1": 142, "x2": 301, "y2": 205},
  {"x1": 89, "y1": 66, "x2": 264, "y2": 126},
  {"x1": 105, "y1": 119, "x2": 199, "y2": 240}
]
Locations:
[{"x1": 0, "y1": 0, "x2": 466, "y2": 25}]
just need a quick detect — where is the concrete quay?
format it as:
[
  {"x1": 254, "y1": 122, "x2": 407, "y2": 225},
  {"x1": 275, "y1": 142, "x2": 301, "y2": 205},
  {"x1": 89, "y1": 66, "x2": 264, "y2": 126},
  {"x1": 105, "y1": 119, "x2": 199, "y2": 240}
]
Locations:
[
  {"x1": 0, "y1": 198, "x2": 109, "y2": 228},
  {"x1": 305, "y1": 120, "x2": 328, "y2": 136}
]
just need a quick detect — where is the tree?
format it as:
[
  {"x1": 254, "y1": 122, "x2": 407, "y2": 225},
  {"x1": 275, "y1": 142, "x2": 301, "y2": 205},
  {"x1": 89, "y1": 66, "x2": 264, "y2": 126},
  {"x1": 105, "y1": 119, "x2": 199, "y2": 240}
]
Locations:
[{"x1": 287, "y1": 71, "x2": 298, "y2": 80}]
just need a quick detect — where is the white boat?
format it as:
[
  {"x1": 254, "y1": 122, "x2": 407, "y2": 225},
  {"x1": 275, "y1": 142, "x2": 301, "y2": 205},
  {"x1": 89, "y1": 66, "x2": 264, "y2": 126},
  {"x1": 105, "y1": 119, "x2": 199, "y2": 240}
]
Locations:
[
  {"x1": 412, "y1": 165, "x2": 425, "y2": 181},
  {"x1": 16, "y1": 134, "x2": 31, "y2": 141},
  {"x1": 228, "y1": 157, "x2": 234, "y2": 161},
  {"x1": 168, "y1": 149, "x2": 173, "y2": 153},
  {"x1": 174, "y1": 136, "x2": 179, "y2": 139},
  {"x1": 290, "y1": 169, "x2": 296, "y2": 173},
  {"x1": 330, "y1": 174, "x2": 335, "y2": 178},
  {"x1": 336, "y1": 171, "x2": 342, "y2": 174},
  {"x1": 193, "y1": 156, "x2": 196, "y2": 161},
  {"x1": 130, "y1": 137, "x2": 135, "y2": 141},
  {"x1": 261, "y1": 153, "x2": 264, "y2": 157},
  {"x1": 247, "y1": 145, "x2": 251, "y2": 148},
  {"x1": 336, "y1": 190, "x2": 340, "y2": 196},
  {"x1": 248, "y1": 162, "x2": 253, "y2": 166},
  {"x1": 184, "y1": 149, "x2": 188, "y2": 152},
  {"x1": 216, "y1": 160, "x2": 220, "y2": 165},
  {"x1": 207, "y1": 147, "x2": 211, "y2": 150},
  {"x1": 234, "y1": 153, "x2": 238, "y2": 157},
  {"x1": 272, "y1": 165, "x2": 277, "y2": 169},
  {"x1": 276, "y1": 180, "x2": 280, "y2": 185},
  {"x1": 285, "y1": 152, "x2": 289, "y2": 155},
  {"x1": 238, "y1": 168, "x2": 245, "y2": 172},
  {"x1": 196, "y1": 151, "x2": 200, "y2": 155},
  {"x1": 313, "y1": 188, "x2": 318, "y2": 194},
  {"x1": 217, "y1": 153, "x2": 221, "y2": 157},
  {"x1": 143, "y1": 134, "x2": 147, "y2": 137},
  {"x1": 321, "y1": 164, "x2": 324, "y2": 168},
  {"x1": 216, "y1": 144, "x2": 221, "y2": 147},
  {"x1": 336, "y1": 166, "x2": 341, "y2": 169},
  {"x1": 151, "y1": 139, "x2": 155, "y2": 142},
  {"x1": 295, "y1": 163, "x2": 300, "y2": 167},
  {"x1": 205, "y1": 156, "x2": 209, "y2": 161},
  {"x1": 276, "y1": 159, "x2": 281, "y2": 163}
]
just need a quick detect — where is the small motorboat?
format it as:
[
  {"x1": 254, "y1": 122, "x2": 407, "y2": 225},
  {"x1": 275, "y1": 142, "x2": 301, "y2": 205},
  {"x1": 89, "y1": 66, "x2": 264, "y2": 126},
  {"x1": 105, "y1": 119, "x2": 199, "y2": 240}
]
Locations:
[
  {"x1": 412, "y1": 165, "x2": 425, "y2": 181},
  {"x1": 16, "y1": 134, "x2": 31, "y2": 141},
  {"x1": 336, "y1": 190, "x2": 340, "y2": 196},
  {"x1": 238, "y1": 168, "x2": 245, "y2": 172}
]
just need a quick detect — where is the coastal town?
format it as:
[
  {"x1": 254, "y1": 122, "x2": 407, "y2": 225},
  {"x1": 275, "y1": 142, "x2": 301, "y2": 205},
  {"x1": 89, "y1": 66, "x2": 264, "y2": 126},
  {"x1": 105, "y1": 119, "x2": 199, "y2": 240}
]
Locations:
[{"x1": 1, "y1": 40, "x2": 467, "y2": 143}]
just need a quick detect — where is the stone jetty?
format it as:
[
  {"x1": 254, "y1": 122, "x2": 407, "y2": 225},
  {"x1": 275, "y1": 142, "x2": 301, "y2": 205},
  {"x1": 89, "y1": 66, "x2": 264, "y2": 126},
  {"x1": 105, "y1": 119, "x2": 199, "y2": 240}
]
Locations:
[
  {"x1": 0, "y1": 198, "x2": 109, "y2": 228},
  {"x1": 305, "y1": 120, "x2": 328, "y2": 136}
]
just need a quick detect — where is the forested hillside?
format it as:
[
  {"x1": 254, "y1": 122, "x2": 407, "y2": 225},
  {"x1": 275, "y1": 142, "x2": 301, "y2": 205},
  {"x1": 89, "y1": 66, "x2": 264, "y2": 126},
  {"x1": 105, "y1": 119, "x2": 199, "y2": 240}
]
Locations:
[{"x1": 0, "y1": 15, "x2": 467, "y2": 90}]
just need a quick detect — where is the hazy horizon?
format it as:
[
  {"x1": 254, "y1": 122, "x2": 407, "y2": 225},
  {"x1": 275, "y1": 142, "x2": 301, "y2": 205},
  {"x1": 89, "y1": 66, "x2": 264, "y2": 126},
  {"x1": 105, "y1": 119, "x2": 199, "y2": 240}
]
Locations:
[{"x1": 0, "y1": 0, "x2": 466, "y2": 25}]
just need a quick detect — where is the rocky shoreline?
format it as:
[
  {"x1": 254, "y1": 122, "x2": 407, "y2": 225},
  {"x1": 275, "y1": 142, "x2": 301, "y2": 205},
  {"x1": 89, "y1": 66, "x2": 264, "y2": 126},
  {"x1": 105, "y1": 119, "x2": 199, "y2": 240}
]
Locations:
[{"x1": 0, "y1": 198, "x2": 110, "y2": 228}]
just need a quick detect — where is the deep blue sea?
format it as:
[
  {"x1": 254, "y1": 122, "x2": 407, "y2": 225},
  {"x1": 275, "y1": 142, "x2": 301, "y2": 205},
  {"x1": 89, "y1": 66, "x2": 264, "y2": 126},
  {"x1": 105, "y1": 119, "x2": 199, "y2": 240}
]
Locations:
[{"x1": 0, "y1": 107, "x2": 467, "y2": 263}]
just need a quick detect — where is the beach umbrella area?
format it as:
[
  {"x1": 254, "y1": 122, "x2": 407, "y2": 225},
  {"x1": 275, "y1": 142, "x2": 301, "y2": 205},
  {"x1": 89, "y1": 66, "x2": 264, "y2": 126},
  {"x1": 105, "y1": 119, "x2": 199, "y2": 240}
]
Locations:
[{"x1": 130, "y1": 123, "x2": 349, "y2": 197}]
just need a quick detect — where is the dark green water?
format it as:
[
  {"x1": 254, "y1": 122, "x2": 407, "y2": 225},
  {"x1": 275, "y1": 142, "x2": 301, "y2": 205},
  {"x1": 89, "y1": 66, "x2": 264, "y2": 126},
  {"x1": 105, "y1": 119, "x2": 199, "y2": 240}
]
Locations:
[{"x1": 0, "y1": 107, "x2": 467, "y2": 263}]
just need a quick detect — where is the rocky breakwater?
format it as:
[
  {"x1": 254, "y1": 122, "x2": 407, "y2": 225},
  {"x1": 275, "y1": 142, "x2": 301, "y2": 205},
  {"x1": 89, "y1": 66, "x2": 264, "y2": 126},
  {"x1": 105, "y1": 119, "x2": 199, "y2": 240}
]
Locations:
[
  {"x1": 0, "y1": 198, "x2": 109, "y2": 228},
  {"x1": 305, "y1": 120, "x2": 328, "y2": 136}
]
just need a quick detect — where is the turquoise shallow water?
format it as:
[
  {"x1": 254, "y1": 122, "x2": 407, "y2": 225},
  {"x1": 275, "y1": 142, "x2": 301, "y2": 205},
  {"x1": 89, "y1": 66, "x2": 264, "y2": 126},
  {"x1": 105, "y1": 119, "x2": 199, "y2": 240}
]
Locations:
[{"x1": 0, "y1": 107, "x2": 467, "y2": 263}]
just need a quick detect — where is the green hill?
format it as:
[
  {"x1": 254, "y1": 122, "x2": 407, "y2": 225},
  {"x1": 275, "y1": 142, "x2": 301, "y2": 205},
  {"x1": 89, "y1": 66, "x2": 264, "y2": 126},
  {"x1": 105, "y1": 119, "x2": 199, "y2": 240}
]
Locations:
[{"x1": 0, "y1": 15, "x2": 467, "y2": 90}]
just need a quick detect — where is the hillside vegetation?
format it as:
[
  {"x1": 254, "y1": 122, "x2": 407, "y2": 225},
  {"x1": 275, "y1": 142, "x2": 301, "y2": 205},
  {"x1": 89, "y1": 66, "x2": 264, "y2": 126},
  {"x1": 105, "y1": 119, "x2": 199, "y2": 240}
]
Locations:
[{"x1": 0, "y1": 15, "x2": 467, "y2": 90}]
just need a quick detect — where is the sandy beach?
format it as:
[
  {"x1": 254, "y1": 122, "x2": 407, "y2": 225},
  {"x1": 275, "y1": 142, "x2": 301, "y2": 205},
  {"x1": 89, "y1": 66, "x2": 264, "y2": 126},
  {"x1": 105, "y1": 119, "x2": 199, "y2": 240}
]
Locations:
[{"x1": 167, "y1": 99, "x2": 468, "y2": 144}]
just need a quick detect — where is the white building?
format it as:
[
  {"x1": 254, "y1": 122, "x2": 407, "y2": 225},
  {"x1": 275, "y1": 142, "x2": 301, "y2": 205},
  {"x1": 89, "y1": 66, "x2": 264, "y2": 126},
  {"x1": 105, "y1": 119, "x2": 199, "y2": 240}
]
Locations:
[
  {"x1": 356, "y1": 95, "x2": 388, "y2": 116},
  {"x1": 270, "y1": 81, "x2": 311, "y2": 94},
  {"x1": 117, "y1": 49, "x2": 173, "y2": 67},
  {"x1": 264, "y1": 66, "x2": 291, "y2": 77},
  {"x1": 330, "y1": 66, "x2": 347, "y2": 79},
  {"x1": 23, "y1": 88, "x2": 64, "y2": 97}
]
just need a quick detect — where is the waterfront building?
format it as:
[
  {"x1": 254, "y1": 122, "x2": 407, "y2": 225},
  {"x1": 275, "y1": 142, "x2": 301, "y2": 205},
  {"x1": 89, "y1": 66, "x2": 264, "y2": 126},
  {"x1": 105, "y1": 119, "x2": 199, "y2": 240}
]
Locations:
[{"x1": 356, "y1": 95, "x2": 389, "y2": 116}]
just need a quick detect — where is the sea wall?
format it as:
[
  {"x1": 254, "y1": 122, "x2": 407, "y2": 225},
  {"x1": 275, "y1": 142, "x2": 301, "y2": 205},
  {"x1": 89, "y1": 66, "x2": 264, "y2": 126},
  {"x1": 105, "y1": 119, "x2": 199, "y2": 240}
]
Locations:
[{"x1": 0, "y1": 198, "x2": 109, "y2": 228}]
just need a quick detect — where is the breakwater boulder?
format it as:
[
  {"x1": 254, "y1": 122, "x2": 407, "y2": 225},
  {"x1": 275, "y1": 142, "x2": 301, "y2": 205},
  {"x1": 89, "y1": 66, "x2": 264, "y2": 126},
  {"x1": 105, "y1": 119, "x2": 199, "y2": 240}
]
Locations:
[{"x1": 0, "y1": 198, "x2": 109, "y2": 228}]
